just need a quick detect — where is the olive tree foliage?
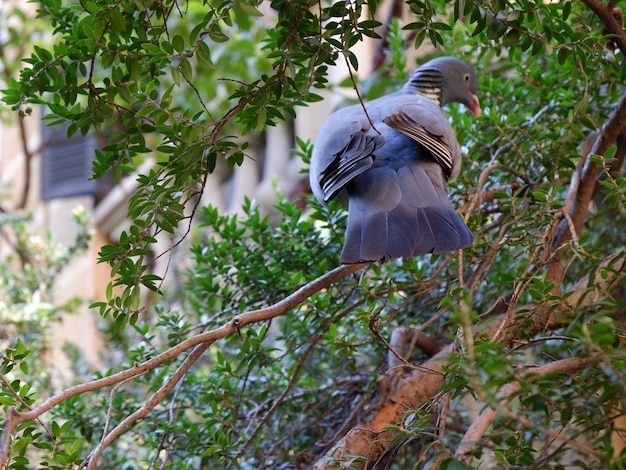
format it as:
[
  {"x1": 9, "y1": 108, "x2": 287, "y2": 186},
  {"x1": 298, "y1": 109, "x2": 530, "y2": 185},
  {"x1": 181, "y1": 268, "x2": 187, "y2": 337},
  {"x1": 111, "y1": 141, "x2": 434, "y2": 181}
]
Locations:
[{"x1": 1, "y1": 0, "x2": 626, "y2": 468}]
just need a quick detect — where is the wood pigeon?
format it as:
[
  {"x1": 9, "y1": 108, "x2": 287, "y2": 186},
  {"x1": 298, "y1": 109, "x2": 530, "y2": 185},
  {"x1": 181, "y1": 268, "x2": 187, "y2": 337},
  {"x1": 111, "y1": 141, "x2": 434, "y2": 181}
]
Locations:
[{"x1": 309, "y1": 56, "x2": 480, "y2": 264}]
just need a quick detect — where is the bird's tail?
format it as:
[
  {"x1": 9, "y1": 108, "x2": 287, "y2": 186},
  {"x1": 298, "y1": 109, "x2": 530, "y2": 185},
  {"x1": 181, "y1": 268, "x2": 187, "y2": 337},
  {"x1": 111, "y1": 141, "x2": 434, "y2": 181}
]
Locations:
[{"x1": 339, "y1": 164, "x2": 473, "y2": 264}]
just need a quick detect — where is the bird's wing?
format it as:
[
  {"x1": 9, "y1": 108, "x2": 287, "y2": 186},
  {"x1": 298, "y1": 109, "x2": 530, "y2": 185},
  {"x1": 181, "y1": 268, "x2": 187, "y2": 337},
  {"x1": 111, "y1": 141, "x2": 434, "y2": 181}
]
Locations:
[
  {"x1": 310, "y1": 112, "x2": 384, "y2": 202},
  {"x1": 319, "y1": 131, "x2": 383, "y2": 201},
  {"x1": 382, "y1": 104, "x2": 461, "y2": 179}
]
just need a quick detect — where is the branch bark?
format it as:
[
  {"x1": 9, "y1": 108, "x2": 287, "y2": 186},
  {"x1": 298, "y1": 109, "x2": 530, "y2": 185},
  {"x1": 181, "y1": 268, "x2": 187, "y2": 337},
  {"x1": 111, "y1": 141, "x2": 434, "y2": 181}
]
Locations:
[
  {"x1": 547, "y1": 92, "x2": 626, "y2": 284},
  {"x1": 387, "y1": 326, "x2": 442, "y2": 368}
]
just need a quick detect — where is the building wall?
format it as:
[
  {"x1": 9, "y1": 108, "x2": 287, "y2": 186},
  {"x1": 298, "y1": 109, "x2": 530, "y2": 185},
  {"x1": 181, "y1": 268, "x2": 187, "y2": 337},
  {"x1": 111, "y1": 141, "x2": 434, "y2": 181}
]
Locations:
[{"x1": 0, "y1": 107, "x2": 104, "y2": 385}]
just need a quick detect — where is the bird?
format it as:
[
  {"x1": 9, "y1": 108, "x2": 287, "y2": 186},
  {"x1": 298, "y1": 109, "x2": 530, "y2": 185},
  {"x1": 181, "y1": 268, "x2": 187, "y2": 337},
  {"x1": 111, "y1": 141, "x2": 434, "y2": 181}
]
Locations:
[{"x1": 309, "y1": 56, "x2": 480, "y2": 264}]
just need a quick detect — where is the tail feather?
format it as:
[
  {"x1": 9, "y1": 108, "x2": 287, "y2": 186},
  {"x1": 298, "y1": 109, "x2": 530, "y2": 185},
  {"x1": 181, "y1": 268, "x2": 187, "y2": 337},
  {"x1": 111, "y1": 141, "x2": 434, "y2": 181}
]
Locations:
[
  {"x1": 415, "y1": 206, "x2": 473, "y2": 254},
  {"x1": 339, "y1": 163, "x2": 473, "y2": 264}
]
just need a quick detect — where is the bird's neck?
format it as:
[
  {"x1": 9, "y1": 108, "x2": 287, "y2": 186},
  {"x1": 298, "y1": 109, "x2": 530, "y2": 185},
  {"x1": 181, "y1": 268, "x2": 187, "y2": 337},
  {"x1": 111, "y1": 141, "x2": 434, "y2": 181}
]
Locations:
[
  {"x1": 415, "y1": 87, "x2": 442, "y2": 106},
  {"x1": 403, "y1": 69, "x2": 444, "y2": 107}
]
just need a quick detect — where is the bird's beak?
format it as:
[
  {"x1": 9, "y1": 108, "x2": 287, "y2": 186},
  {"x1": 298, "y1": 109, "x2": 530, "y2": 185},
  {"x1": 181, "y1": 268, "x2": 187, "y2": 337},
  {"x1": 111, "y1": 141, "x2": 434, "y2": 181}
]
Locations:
[{"x1": 470, "y1": 94, "x2": 481, "y2": 117}]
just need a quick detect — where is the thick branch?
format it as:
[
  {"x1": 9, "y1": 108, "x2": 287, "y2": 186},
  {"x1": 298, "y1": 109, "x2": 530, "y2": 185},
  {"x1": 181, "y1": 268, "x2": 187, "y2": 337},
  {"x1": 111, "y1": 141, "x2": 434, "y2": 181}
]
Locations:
[
  {"x1": 548, "y1": 93, "x2": 626, "y2": 284},
  {"x1": 312, "y1": 343, "x2": 457, "y2": 470},
  {"x1": 572, "y1": 94, "x2": 626, "y2": 226},
  {"x1": 387, "y1": 326, "x2": 442, "y2": 368}
]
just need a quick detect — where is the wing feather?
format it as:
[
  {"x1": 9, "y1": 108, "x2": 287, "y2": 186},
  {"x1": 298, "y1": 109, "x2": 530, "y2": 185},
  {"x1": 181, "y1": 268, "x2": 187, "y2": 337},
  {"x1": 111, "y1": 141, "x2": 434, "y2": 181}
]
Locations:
[
  {"x1": 319, "y1": 132, "x2": 382, "y2": 200},
  {"x1": 383, "y1": 111, "x2": 454, "y2": 177}
]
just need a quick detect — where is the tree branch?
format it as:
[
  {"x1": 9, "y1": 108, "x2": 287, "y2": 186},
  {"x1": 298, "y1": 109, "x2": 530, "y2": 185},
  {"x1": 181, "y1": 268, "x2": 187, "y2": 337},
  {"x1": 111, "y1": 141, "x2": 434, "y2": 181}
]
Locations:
[
  {"x1": 581, "y1": 0, "x2": 626, "y2": 57},
  {"x1": 0, "y1": 262, "x2": 368, "y2": 467},
  {"x1": 548, "y1": 93, "x2": 626, "y2": 284},
  {"x1": 387, "y1": 326, "x2": 442, "y2": 368},
  {"x1": 16, "y1": 117, "x2": 35, "y2": 210},
  {"x1": 82, "y1": 343, "x2": 211, "y2": 469},
  {"x1": 462, "y1": 163, "x2": 530, "y2": 223},
  {"x1": 312, "y1": 342, "x2": 456, "y2": 470}
]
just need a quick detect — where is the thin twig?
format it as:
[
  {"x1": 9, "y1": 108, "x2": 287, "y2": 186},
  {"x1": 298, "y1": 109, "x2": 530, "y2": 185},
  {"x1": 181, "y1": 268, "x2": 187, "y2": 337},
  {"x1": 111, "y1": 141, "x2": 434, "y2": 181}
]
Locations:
[
  {"x1": 101, "y1": 377, "x2": 136, "y2": 440},
  {"x1": 463, "y1": 163, "x2": 530, "y2": 222},
  {"x1": 231, "y1": 336, "x2": 320, "y2": 466},
  {"x1": 340, "y1": 3, "x2": 380, "y2": 136}
]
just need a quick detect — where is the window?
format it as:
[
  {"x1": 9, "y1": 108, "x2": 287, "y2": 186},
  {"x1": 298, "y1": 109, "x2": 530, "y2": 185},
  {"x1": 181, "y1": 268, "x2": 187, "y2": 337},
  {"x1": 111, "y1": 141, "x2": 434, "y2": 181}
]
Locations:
[{"x1": 40, "y1": 123, "x2": 97, "y2": 201}]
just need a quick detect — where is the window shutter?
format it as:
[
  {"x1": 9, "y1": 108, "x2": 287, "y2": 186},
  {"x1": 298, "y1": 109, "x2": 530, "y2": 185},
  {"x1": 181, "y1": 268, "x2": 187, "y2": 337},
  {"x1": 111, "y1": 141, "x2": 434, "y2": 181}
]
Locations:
[{"x1": 41, "y1": 124, "x2": 96, "y2": 201}]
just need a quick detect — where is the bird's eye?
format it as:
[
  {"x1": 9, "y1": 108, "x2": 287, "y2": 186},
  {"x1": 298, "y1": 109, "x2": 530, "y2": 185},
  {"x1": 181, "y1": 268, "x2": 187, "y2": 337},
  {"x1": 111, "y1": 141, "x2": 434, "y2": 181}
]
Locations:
[{"x1": 464, "y1": 73, "x2": 470, "y2": 81}]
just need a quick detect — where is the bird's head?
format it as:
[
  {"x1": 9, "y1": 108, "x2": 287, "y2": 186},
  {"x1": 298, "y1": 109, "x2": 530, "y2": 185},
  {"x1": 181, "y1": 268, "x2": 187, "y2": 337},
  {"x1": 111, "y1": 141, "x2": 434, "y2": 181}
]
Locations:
[{"x1": 405, "y1": 56, "x2": 481, "y2": 117}]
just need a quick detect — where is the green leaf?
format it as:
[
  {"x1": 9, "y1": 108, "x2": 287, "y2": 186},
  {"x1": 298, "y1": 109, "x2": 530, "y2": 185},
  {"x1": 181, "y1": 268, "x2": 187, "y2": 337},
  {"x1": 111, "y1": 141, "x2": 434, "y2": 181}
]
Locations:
[
  {"x1": 142, "y1": 42, "x2": 163, "y2": 55},
  {"x1": 179, "y1": 57, "x2": 193, "y2": 81},
  {"x1": 234, "y1": 1, "x2": 264, "y2": 17},
  {"x1": 208, "y1": 28, "x2": 229, "y2": 43},
  {"x1": 197, "y1": 41, "x2": 213, "y2": 67},
  {"x1": 172, "y1": 34, "x2": 185, "y2": 53},
  {"x1": 562, "y1": 1, "x2": 571, "y2": 20}
]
